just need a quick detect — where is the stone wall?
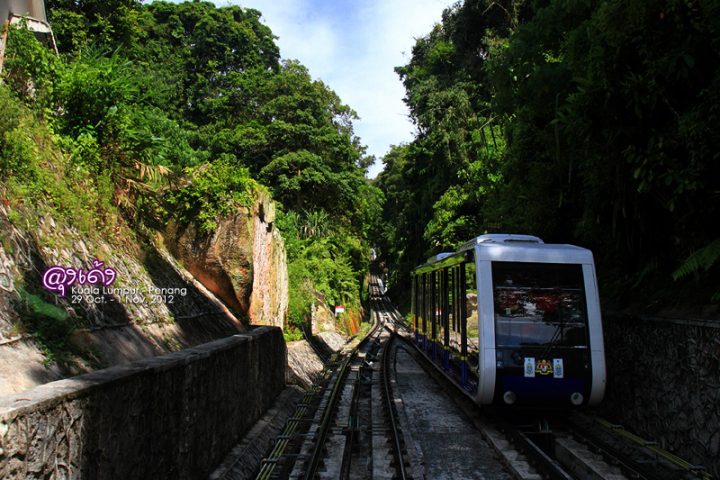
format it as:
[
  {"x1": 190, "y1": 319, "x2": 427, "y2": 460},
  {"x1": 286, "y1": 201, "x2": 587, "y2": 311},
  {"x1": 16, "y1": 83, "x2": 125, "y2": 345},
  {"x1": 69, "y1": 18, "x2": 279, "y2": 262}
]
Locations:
[
  {"x1": 0, "y1": 326, "x2": 286, "y2": 480},
  {"x1": 602, "y1": 315, "x2": 720, "y2": 477}
]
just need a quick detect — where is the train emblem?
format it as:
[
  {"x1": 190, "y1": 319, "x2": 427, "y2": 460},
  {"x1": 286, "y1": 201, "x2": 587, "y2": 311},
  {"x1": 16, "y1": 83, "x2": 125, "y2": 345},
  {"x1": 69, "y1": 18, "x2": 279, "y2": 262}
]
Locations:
[{"x1": 536, "y1": 359, "x2": 553, "y2": 375}]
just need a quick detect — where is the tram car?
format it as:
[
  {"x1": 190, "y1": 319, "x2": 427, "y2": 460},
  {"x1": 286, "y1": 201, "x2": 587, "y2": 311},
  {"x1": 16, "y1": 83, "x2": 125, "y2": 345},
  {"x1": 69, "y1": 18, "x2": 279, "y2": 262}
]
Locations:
[{"x1": 410, "y1": 234, "x2": 606, "y2": 407}]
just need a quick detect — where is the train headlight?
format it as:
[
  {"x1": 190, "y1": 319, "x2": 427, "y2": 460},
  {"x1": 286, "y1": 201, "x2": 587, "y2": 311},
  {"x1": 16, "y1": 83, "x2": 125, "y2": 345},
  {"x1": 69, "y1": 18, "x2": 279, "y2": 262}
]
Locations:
[
  {"x1": 503, "y1": 390, "x2": 517, "y2": 405},
  {"x1": 570, "y1": 392, "x2": 584, "y2": 405}
]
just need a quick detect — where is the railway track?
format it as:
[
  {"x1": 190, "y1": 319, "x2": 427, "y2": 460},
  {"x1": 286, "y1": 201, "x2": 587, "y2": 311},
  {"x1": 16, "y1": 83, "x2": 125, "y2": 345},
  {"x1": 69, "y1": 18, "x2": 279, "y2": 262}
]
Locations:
[
  {"x1": 489, "y1": 413, "x2": 713, "y2": 480},
  {"x1": 256, "y1": 277, "x2": 411, "y2": 480},
  {"x1": 372, "y1": 288, "x2": 711, "y2": 480},
  {"x1": 257, "y1": 279, "x2": 710, "y2": 480}
]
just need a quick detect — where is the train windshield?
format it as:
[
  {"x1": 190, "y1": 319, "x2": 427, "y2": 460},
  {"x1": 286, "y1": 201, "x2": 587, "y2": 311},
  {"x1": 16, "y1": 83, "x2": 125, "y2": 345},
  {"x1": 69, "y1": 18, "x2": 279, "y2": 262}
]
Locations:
[{"x1": 492, "y1": 262, "x2": 588, "y2": 348}]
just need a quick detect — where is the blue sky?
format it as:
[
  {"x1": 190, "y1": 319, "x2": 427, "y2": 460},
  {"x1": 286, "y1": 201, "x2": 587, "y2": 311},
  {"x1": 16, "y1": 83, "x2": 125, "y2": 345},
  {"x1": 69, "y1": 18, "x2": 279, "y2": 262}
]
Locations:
[{"x1": 169, "y1": 0, "x2": 456, "y2": 177}]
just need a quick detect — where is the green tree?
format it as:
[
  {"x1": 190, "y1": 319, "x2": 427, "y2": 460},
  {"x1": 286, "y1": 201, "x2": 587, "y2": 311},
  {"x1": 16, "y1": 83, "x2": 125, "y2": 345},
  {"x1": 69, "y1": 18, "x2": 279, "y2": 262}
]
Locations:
[
  {"x1": 4, "y1": 0, "x2": 382, "y2": 335},
  {"x1": 379, "y1": 0, "x2": 720, "y2": 304}
]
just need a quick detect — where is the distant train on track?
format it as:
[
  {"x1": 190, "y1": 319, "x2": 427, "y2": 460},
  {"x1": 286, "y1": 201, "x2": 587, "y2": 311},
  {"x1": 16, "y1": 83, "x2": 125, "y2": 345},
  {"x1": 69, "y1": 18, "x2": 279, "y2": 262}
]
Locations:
[{"x1": 410, "y1": 234, "x2": 606, "y2": 407}]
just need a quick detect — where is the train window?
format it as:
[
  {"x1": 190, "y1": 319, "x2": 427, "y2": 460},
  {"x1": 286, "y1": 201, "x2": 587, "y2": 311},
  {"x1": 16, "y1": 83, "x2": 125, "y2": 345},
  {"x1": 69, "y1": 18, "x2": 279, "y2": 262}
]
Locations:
[
  {"x1": 422, "y1": 273, "x2": 428, "y2": 336},
  {"x1": 448, "y1": 266, "x2": 464, "y2": 350},
  {"x1": 449, "y1": 267, "x2": 455, "y2": 333},
  {"x1": 412, "y1": 275, "x2": 418, "y2": 332},
  {"x1": 465, "y1": 260, "x2": 479, "y2": 366},
  {"x1": 492, "y1": 262, "x2": 588, "y2": 348},
  {"x1": 435, "y1": 270, "x2": 444, "y2": 349}
]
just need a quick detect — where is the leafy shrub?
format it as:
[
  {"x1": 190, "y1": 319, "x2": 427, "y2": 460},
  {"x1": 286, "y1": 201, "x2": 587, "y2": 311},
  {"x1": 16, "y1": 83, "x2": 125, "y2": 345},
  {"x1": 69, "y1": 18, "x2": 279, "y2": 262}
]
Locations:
[
  {"x1": 0, "y1": 86, "x2": 22, "y2": 139},
  {"x1": 69, "y1": 128, "x2": 103, "y2": 171},
  {"x1": 0, "y1": 116, "x2": 38, "y2": 177},
  {"x1": 2, "y1": 25, "x2": 59, "y2": 107},
  {"x1": 283, "y1": 328, "x2": 304, "y2": 342},
  {"x1": 277, "y1": 208, "x2": 364, "y2": 331},
  {"x1": 54, "y1": 49, "x2": 140, "y2": 138},
  {"x1": 286, "y1": 261, "x2": 315, "y2": 329},
  {"x1": 113, "y1": 105, "x2": 205, "y2": 168},
  {"x1": 169, "y1": 157, "x2": 257, "y2": 233},
  {"x1": 673, "y1": 239, "x2": 720, "y2": 302}
]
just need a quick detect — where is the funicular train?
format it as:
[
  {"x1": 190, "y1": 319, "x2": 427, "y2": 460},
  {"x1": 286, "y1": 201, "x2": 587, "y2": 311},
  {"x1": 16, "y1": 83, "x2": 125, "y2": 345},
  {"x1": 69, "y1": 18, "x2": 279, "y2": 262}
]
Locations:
[{"x1": 410, "y1": 234, "x2": 606, "y2": 407}]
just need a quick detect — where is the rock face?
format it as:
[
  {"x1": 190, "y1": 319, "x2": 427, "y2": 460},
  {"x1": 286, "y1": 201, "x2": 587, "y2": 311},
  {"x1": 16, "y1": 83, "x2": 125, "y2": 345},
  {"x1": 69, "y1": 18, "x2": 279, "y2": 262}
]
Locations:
[
  {"x1": 165, "y1": 215, "x2": 254, "y2": 315},
  {"x1": 311, "y1": 301, "x2": 337, "y2": 334},
  {"x1": 286, "y1": 340, "x2": 325, "y2": 389},
  {"x1": 0, "y1": 189, "x2": 288, "y2": 396},
  {"x1": 316, "y1": 331, "x2": 346, "y2": 353},
  {"x1": 165, "y1": 191, "x2": 288, "y2": 329},
  {"x1": 249, "y1": 197, "x2": 288, "y2": 328}
]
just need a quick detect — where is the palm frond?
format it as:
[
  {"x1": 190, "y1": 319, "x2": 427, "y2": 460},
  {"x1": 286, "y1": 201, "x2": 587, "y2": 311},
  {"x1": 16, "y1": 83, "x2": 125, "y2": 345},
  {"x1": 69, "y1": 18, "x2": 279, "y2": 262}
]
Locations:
[{"x1": 673, "y1": 239, "x2": 720, "y2": 280}]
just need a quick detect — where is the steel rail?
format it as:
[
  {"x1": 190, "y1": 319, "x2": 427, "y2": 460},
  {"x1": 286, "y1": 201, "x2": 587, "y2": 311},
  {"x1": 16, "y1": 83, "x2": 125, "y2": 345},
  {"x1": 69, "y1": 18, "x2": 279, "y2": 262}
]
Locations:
[
  {"x1": 300, "y1": 293, "x2": 383, "y2": 480},
  {"x1": 337, "y1": 371, "x2": 362, "y2": 479},
  {"x1": 380, "y1": 330, "x2": 408, "y2": 480},
  {"x1": 502, "y1": 427, "x2": 575, "y2": 480},
  {"x1": 254, "y1": 383, "x2": 324, "y2": 480},
  {"x1": 594, "y1": 416, "x2": 712, "y2": 478},
  {"x1": 255, "y1": 280, "x2": 383, "y2": 480},
  {"x1": 567, "y1": 415, "x2": 711, "y2": 480}
]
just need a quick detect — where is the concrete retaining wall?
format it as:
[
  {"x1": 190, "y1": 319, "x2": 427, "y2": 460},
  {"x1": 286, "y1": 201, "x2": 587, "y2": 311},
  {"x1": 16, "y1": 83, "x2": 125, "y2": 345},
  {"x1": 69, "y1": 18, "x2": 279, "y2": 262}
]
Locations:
[
  {"x1": 602, "y1": 315, "x2": 720, "y2": 477},
  {"x1": 0, "y1": 326, "x2": 286, "y2": 480}
]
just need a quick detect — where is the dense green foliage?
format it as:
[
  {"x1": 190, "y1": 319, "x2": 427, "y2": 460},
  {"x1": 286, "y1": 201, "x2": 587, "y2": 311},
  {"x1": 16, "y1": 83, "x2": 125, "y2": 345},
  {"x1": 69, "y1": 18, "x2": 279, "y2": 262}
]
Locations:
[
  {"x1": 169, "y1": 159, "x2": 258, "y2": 233},
  {"x1": 377, "y1": 0, "x2": 720, "y2": 306},
  {"x1": 278, "y1": 209, "x2": 365, "y2": 330},
  {"x1": 2, "y1": 0, "x2": 379, "y2": 332}
]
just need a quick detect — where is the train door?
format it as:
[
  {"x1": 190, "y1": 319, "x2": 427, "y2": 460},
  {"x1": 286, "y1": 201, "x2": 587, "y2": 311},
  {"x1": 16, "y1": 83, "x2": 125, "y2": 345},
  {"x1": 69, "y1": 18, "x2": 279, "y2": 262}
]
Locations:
[
  {"x1": 421, "y1": 272, "x2": 428, "y2": 350},
  {"x1": 412, "y1": 273, "x2": 421, "y2": 346},
  {"x1": 463, "y1": 255, "x2": 479, "y2": 393},
  {"x1": 443, "y1": 256, "x2": 479, "y2": 394},
  {"x1": 430, "y1": 269, "x2": 438, "y2": 359},
  {"x1": 441, "y1": 267, "x2": 450, "y2": 370},
  {"x1": 476, "y1": 256, "x2": 496, "y2": 404}
]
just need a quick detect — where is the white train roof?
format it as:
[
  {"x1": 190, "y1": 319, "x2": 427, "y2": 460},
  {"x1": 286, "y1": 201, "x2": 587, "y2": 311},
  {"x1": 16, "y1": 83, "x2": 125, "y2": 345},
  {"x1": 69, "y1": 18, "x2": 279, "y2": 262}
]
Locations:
[
  {"x1": 415, "y1": 234, "x2": 595, "y2": 272},
  {"x1": 472, "y1": 241, "x2": 594, "y2": 264},
  {"x1": 458, "y1": 234, "x2": 543, "y2": 250}
]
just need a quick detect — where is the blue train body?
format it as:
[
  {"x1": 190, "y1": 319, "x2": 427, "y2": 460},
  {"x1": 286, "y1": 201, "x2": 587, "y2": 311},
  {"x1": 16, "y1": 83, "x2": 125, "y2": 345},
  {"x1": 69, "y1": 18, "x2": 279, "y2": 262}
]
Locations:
[{"x1": 411, "y1": 234, "x2": 606, "y2": 407}]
